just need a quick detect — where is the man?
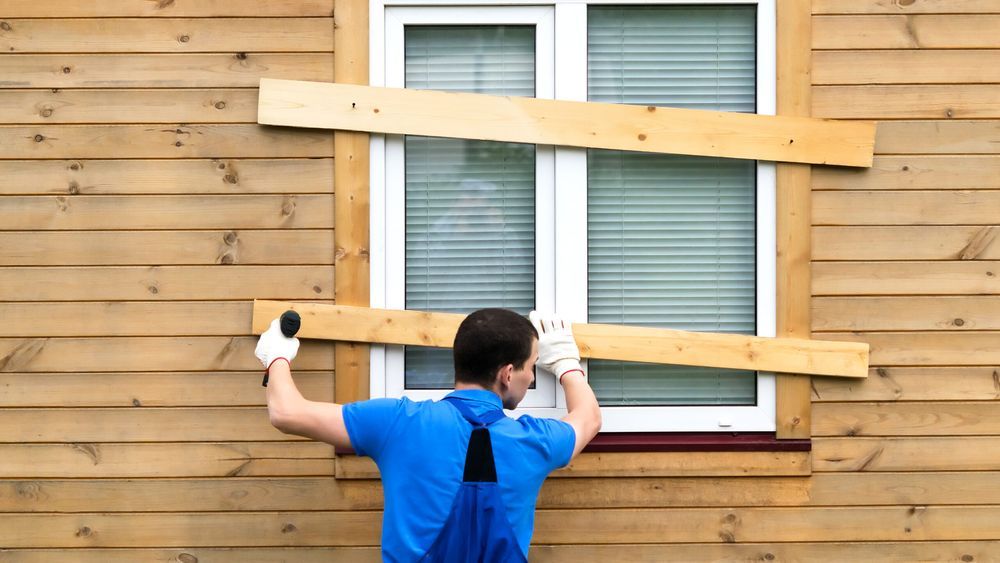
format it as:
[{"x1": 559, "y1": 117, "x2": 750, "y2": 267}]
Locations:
[{"x1": 255, "y1": 308, "x2": 602, "y2": 561}]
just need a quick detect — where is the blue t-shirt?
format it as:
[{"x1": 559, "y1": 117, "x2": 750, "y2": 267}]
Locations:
[{"x1": 342, "y1": 389, "x2": 576, "y2": 562}]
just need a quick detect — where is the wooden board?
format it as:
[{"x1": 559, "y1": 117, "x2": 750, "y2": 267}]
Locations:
[
  {"x1": 2, "y1": 371, "x2": 333, "y2": 407},
  {"x1": 813, "y1": 296, "x2": 1000, "y2": 331},
  {"x1": 812, "y1": 401, "x2": 1000, "y2": 436},
  {"x1": 813, "y1": 261, "x2": 1000, "y2": 296},
  {"x1": 875, "y1": 121, "x2": 1000, "y2": 155},
  {"x1": 0, "y1": 89, "x2": 260, "y2": 124},
  {"x1": 817, "y1": 331, "x2": 1000, "y2": 366},
  {"x1": 252, "y1": 301, "x2": 870, "y2": 378},
  {"x1": 0, "y1": 159, "x2": 334, "y2": 195},
  {"x1": 0, "y1": 266, "x2": 334, "y2": 301},
  {"x1": 814, "y1": 85, "x2": 1000, "y2": 119},
  {"x1": 257, "y1": 79, "x2": 877, "y2": 168},
  {"x1": 0, "y1": 337, "x2": 333, "y2": 372},
  {"x1": 811, "y1": 367, "x2": 1000, "y2": 402},
  {"x1": 814, "y1": 191, "x2": 1000, "y2": 225},
  {"x1": 812, "y1": 156, "x2": 1000, "y2": 190},
  {"x1": 813, "y1": 50, "x2": 1000, "y2": 85},
  {"x1": 0, "y1": 230, "x2": 335, "y2": 266},
  {"x1": 0, "y1": 442, "x2": 335, "y2": 478},
  {"x1": 814, "y1": 15, "x2": 1000, "y2": 49},
  {"x1": 0, "y1": 1, "x2": 335, "y2": 17},
  {"x1": 814, "y1": 436, "x2": 1000, "y2": 472},
  {"x1": 336, "y1": 451, "x2": 811, "y2": 479},
  {"x1": 813, "y1": 0, "x2": 1000, "y2": 14},
  {"x1": 812, "y1": 226, "x2": 1000, "y2": 261},
  {"x1": 0, "y1": 18, "x2": 332, "y2": 53},
  {"x1": 0, "y1": 54, "x2": 334, "y2": 89},
  {"x1": 0, "y1": 125, "x2": 333, "y2": 159}
]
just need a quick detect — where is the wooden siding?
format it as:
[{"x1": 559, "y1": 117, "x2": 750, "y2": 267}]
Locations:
[{"x1": 2, "y1": 1, "x2": 999, "y2": 561}]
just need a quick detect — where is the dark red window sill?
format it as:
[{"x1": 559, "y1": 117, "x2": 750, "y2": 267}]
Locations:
[{"x1": 583, "y1": 432, "x2": 811, "y2": 453}]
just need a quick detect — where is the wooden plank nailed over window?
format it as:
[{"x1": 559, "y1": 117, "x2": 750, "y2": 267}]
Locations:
[
  {"x1": 251, "y1": 301, "x2": 869, "y2": 379},
  {"x1": 256, "y1": 79, "x2": 876, "y2": 168}
]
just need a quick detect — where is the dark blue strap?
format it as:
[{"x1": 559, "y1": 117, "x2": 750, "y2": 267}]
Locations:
[{"x1": 442, "y1": 396, "x2": 506, "y2": 427}]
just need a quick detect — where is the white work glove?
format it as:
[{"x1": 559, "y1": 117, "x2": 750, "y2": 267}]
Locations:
[
  {"x1": 254, "y1": 318, "x2": 300, "y2": 370},
  {"x1": 529, "y1": 311, "x2": 583, "y2": 382}
]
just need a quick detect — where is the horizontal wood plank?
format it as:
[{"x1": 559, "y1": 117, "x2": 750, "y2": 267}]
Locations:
[
  {"x1": 875, "y1": 121, "x2": 1000, "y2": 155},
  {"x1": 254, "y1": 301, "x2": 869, "y2": 378},
  {"x1": 814, "y1": 50, "x2": 1000, "y2": 85},
  {"x1": 814, "y1": 436, "x2": 1000, "y2": 472},
  {"x1": 0, "y1": 442, "x2": 335, "y2": 478},
  {"x1": 812, "y1": 156, "x2": 1000, "y2": 190},
  {"x1": 0, "y1": 125, "x2": 333, "y2": 159},
  {"x1": 813, "y1": 0, "x2": 1000, "y2": 14},
  {"x1": 0, "y1": 337, "x2": 333, "y2": 372},
  {"x1": 1, "y1": 371, "x2": 333, "y2": 407},
  {"x1": 817, "y1": 331, "x2": 1000, "y2": 366},
  {"x1": 814, "y1": 191, "x2": 1000, "y2": 226},
  {"x1": 1, "y1": 19, "x2": 332, "y2": 53},
  {"x1": 0, "y1": 1, "x2": 335, "y2": 17},
  {"x1": 0, "y1": 230, "x2": 334, "y2": 266},
  {"x1": 812, "y1": 226, "x2": 1000, "y2": 260},
  {"x1": 336, "y1": 451, "x2": 811, "y2": 479},
  {"x1": 1, "y1": 195, "x2": 333, "y2": 230},
  {"x1": 0, "y1": 89, "x2": 260, "y2": 124},
  {"x1": 813, "y1": 261, "x2": 1000, "y2": 295},
  {"x1": 813, "y1": 296, "x2": 1000, "y2": 331},
  {"x1": 0, "y1": 54, "x2": 334, "y2": 88},
  {"x1": 813, "y1": 85, "x2": 1000, "y2": 119},
  {"x1": 0, "y1": 266, "x2": 334, "y2": 301},
  {"x1": 0, "y1": 158, "x2": 334, "y2": 195},
  {"x1": 814, "y1": 15, "x2": 1000, "y2": 49},
  {"x1": 259, "y1": 79, "x2": 876, "y2": 168},
  {"x1": 811, "y1": 367, "x2": 1000, "y2": 402},
  {"x1": 813, "y1": 401, "x2": 1000, "y2": 436}
]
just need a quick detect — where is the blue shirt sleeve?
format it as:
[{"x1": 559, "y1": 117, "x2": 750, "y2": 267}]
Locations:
[
  {"x1": 342, "y1": 398, "x2": 405, "y2": 460},
  {"x1": 516, "y1": 415, "x2": 577, "y2": 471}
]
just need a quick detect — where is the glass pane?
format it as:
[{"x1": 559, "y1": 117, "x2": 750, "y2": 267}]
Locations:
[
  {"x1": 587, "y1": 6, "x2": 757, "y2": 406},
  {"x1": 404, "y1": 25, "x2": 536, "y2": 389}
]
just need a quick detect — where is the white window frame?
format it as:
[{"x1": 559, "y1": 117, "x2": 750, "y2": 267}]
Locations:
[{"x1": 370, "y1": 0, "x2": 777, "y2": 432}]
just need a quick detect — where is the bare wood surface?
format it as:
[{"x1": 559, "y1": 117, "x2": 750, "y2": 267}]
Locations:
[
  {"x1": 0, "y1": 230, "x2": 335, "y2": 266},
  {"x1": 0, "y1": 159, "x2": 334, "y2": 195},
  {"x1": 812, "y1": 156, "x2": 1000, "y2": 190},
  {"x1": 813, "y1": 296, "x2": 1000, "y2": 331},
  {"x1": 813, "y1": 0, "x2": 1000, "y2": 14},
  {"x1": 0, "y1": 337, "x2": 333, "y2": 372},
  {"x1": 0, "y1": 301, "x2": 255, "y2": 336},
  {"x1": 0, "y1": 18, "x2": 332, "y2": 53},
  {"x1": 814, "y1": 436, "x2": 1000, "y2": 472},
  {"x1": 813, "y1": 401, "x2": 1000, "y2": 436},
  {"x1": 811, "y1": 367, "x2": 1000, "y2": 402},
  {"x1": 813, "y1": 261, "x2": 1000, "y2": 295},
  {"x1": 0, "y1": 125, "x2": 333, "y2": 159},
  {"x1": 0, "y1": 266, "x2": 334, "y2": 301},
  {"x1": 253, "y1": 301, "x2": 869, "y2": 378},
  {"x1": 814, "y1": 85, "x2": 1000, "y2": 119},
  {"x1": 814, "y1": 191, "x2": 1000, "y2": 225},
  {"x1": 814, "y1": 50, "x2": 1000, "y2": 84},
  {"x1": 0, "y1": 1, "x2": 335, "y2": 17},
  {"x1": 258, "y1": 79, "x2": 877, "y2": 168},
  {"x1": 1, "y1": 195, "x2": 333, "y2": 230},
  {"x1": 0, "y1": 443, "x2": 335, "y2": 478},
  {"x1": 0, "y1": 54, "x2": 334, "y2": 89},
  {"x1": 1, "y1": 371, "x2": 333, "y2": 407},
  {"x1": 812, "y1": 226, "x2": 1000, "y2": 260},
  {"x1": 0, "y1": 89, "x2": 260, "y2": 124},
  {"x1": 875, "y1": 121, "x2": 1000, "y2": 155},
  {"x1": 814, "y1": 15, "x2": 1000, "y2": 49},
  {"x1": 817, "y1": 331, "x2": 1000, "y2": 366}
]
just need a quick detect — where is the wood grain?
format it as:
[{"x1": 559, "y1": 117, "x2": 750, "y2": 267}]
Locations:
[
  {"x1": 817, "y1": 331, "x2": 1000, "y2": 366},
  {"x1": 814, "y1": 436, "x2": 1000, "y2": 472},
  {"x1": 814, "y1": 50, "x2": 1000, "y2": 85},
  {"x1": 874, "y1": 121, "x2": 1000, "y2": 155},
  {"x1": 813, "y1": 296, "x2": 1000, "y2": 331},
  {"x1": 813, "y1": 261, "x2": 1000, "y2": 295},
  {"x1": 814, "y1": 191, "x2": 1000, "y2": 225},
  {"x1": 813, "y1": 0, "x2": 1000, "y2": 14},
  {"x1": 811, "y1": 367, "x2": 1000, "y2": 402},
  {"x1": 812, "y1": 226, "x2": 1000, "y2": 260},
  {"x1": 813, "y1": 401, "x2": 1000, "y2": 436},
  {"x1": 814, "y1": 15, "x2": 1000, "y2": 49},
  {"x1": 814, "y1": 85, "x2": 1000, "y2": 119},
  {"x1": 0, "y1": 1, "x2": 335, "y2": 17},
  {"x1": 0, "y1": 89, "x2": 260, "y2": 124},
  {"x1": 813, "y1": 156, "x2": 1000, "y2": 190}
]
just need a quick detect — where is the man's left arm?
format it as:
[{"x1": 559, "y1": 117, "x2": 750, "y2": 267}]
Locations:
[{"x1": 265, "y1": 359, "x2": 353, "y2": 451}]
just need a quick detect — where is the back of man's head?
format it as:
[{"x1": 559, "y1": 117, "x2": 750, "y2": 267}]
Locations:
[{"x1": 454, "y1": 308, "x2": 538, "y2": 388}]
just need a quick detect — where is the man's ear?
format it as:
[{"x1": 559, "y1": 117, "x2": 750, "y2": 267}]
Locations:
[{"x1": 496, "y1": 363, "x2": 514, "y2": 388}]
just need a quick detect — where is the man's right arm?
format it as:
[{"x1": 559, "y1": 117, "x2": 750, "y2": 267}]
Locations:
[{"x1": 560, "y1": 371, "x2": 602, "y2": 460}]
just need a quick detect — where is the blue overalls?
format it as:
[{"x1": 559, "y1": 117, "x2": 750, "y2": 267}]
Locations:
[{"x1": 419, "y1": 396, "x2": 529, "y2": 562}]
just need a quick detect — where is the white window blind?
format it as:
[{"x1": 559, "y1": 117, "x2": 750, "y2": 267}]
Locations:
[
  {"x1": 587, "y1": 6, "x2": 758, "y2": 406},
  {"x1": 403, "y1": 26, "x2": 536, "y2": 388}
]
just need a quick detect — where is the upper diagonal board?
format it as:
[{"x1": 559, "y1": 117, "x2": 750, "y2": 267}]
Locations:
[
  {"x1": 257, "y1": 78, "x2": 876, "y2": 168},
  {"x1": 252, "y1": 301, "x2": 869, "y2": 379}
]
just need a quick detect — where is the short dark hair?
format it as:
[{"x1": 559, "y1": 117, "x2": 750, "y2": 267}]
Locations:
[{"x1": 453, "y1": 308, "x2": 538, "y2": 388}]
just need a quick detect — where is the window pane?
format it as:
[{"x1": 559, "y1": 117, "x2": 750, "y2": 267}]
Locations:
[
  {"x1": 404, "y1": 26, "x2": 536, "y2": 389},
  {"x1": 587, "y1": 6, "x2": 757, "y2": 406}
]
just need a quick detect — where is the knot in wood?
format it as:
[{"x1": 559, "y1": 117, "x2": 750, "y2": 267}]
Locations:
[
  {"x1": 175, "y1": 141, "x2": 183, "y2": 147},
  {"x1": 637, "y1": 134, "x2": 647, "y2": 141},
  {"x1": 962, "y1": 555, "x2": 975, "y2": 562},
  {"x1": 763, "y1": 554, "x2": 775, "y2": 561},
  {"x1": 132, "y1": 398, "x2": 142, "y2": 407},
  {"x1": 235, "y1": 52, "x2": 248, "y2": 60},
  {"x1": 281, "y1": 523, "x2": 298, "y2": 534},
  {"x1": 313, "y1": 285, "x2": 323, "y2": 294},
  {"x1": 62, "y1": 66, "x2": 72, "y2": 74},
  {"x1": 40, "y1": 107, "x2": 53, "y2": 118},
  {"x1": 223, "y1": 174, "x2": 238, "y2": 185},
  {"x1": 1, "y1": 21, "x2": 12, "y2": 32},
  {"x1": 223, "y1": 231, "x2": 238, "y2": 245},
  {"x1": 177, "y1": 554, "x2": 199, "y2": 563},
  {"x1": 953, "y1": 318, "x2": 965, "y2": 327},
  {"x1": 215, "y1": 101, "x2": 226, "y2": 110},
  {"x1": 69, "y1": 162, "x2": 81, "y2": 171},
  {"x1": 15, "y1": 481, "x2": 41, "y2": 500},
  {"x1": 220, "y1": 253, "x2": 235, "y2": 265},
  {"x1": 76, "y1": 526, "x2": 93, "y2": 537},
  {"x1": 901, "y1": 165, "x2": 910, "y2": 171},
  {"x1": 178, "y1": 35, "x2": 190, "y2": 43},
  {"x1": 34, "y1": 134, "x2": 44, "y2": 142}
]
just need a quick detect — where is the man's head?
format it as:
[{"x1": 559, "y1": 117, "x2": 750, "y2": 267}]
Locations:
[{"x1": 454, "y1": 308, "x2": 539, "y2": 409}]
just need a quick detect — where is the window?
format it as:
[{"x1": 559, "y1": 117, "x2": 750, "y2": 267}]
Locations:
[{"x1": 371, "y1": 0, "x2": 776, "y2": 433}]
